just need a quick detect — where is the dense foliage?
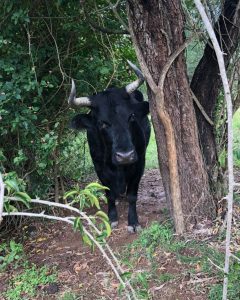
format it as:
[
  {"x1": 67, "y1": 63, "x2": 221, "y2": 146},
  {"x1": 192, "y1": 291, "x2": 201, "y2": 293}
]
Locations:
[{"x1": 0, "y1": 1, "x2": 135, "y2": 196}]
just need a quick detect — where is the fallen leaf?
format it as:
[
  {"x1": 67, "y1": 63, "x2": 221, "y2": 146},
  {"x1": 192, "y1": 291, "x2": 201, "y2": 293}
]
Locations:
[
  {"x1": 36, "y1": 237, "x2": 47, "y2": 242},
  {"x1": 73, "y1": 262, "x2": 88, "y2": 273}
]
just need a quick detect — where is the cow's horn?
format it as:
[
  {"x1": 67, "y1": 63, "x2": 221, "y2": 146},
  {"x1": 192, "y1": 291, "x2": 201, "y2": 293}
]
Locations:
[
  {"x1": 125, "y1": 60, "x2": 145, "y2": 94},
  {"x1": 68, "y1": 79, "x2": 92, "y2": 107}
]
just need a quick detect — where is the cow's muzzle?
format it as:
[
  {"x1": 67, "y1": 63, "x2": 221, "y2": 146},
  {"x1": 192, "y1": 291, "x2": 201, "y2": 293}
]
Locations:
[{"x1": 115, "y1": 150, "x2": 137, "y2": 165}]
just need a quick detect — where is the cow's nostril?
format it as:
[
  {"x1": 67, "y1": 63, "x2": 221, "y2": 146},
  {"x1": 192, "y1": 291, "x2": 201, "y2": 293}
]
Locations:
[{"x1": 115, "y1": 150, "x2": 136, "y2": 164}]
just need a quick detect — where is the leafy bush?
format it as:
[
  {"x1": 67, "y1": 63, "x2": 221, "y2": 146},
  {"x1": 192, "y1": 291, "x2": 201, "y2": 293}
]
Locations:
[{"x1": 0, "y1": 1, "x2": 136, "y2": 197}]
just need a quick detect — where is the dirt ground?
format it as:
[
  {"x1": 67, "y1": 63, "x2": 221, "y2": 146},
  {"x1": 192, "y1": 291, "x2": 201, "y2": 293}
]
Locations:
[{"x1": 0, "y1": 169, "x2": 226, "y2": 299}]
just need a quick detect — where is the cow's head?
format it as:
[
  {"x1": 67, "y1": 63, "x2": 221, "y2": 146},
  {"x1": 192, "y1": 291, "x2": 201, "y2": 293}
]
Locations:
[{"x1": 69, "y1": 61, "x2": 149, "y2": 166}]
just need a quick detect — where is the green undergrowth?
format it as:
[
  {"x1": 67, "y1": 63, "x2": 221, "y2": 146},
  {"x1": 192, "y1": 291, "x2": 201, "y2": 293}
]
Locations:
[
  {"x1": 0, "y1": 241, "x2": 57, "y2": 300},
  {"x1": 120, "y1": 222, "x2": 240, "y2": 300},
  {"x1": 220, "y1": 109, "x2": 240, "y2": 168},
  {"x1": 233, "y1": 109, "x2": 240, "y2": 168},
  {"x1": 60, "y1": 292, "x2": 81, "y2": 300}
]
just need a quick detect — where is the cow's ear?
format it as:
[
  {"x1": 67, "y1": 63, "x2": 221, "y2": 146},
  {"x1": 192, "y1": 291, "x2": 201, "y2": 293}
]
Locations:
[
  {"x1": 70, "y1": 114, "x2": 93, "y2": 130},
  {"x1": 133, "y1": 102, "x2": 149, "y2": 118}
]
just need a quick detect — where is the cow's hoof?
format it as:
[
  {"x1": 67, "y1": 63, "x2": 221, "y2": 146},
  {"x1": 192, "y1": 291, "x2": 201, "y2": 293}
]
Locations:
[
  {"x1": 127, "y1": 224, "x2": 142, "y2": 233},
  {"x1": 111, "y1": 221, "x2": 119, "y2": 229}
]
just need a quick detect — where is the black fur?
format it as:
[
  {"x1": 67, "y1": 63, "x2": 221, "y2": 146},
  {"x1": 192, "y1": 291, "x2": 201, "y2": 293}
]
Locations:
[{"x1": 71, "y1": 87, "x2": 151, "y2": 230}]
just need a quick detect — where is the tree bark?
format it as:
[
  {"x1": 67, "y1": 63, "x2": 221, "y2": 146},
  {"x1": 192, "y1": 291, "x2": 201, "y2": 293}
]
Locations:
[
  {"x1": 127, "y1": 0, "x2": 216, "y2": 225},
  {"x1": 191, "y1": 0, "x2": 240, "y2": 188}
]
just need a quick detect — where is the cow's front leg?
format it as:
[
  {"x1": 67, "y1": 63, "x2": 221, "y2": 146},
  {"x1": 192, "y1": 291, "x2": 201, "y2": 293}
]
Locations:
[
  {"x1": 106, "y1": 190, "x2": 118, "y2": 228},
  {"x1": 127, "y1": 193, "x2": 141, "y2": 233}
]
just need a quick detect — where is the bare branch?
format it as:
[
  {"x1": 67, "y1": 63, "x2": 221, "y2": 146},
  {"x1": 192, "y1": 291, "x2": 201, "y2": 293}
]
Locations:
[
  {"x1": 81, "y1": 0, "x2": 128, "y2": 35},
  {"x1": 193, "y1": 1, "x2": 234, "y2": 300},
  {"x1": 208, "y1": 257, "x2": 224, "y2": 272},
  {"x1": 191, "y1": 90, "x2": 214, "y2": 126},
  {"x1": 44, "y1": 20, "x2": 66, "y2": 81},
  {"x1": 2, "y1": 211, "x2": 131, "y2": 295},
  {"x1": 230, "y1": 253, "x2": 240, "y2": 263},
  {"x1": 158, "y1": 36, "x2": 194, "y2": 107},
  {"x1": 87, "y1": 20, "x2": 129, "y2": 34},
  {"x1": 2, "y1": 198, "x2": 137, "y2": 300},
  {"x1": 107, "y1": 0, "x2": 129, "y2": 32}
]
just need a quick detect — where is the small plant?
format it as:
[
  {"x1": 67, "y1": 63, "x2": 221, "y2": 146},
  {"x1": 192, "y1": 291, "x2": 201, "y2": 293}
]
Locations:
[
  {"x1": 0, "y1": 241, "x2": 24, "y2": 271},
  {"x1": 3, "y1": 173, "x2": 31, "y2": 212},
  {"x1": 61, "y1": 291, "x2": 81, "y2": 300},
  {"x1": 158, "y1": 273, "x2": 175, "y2": 282},
  {"x1": 64, "y1": 182, "x2": 111, "y2": 247},
  {"x1": 124, "y1": 221, "x2": 185, "y2": 261},
  {"x1": 209, "y1": 259, "x2": 240, "y2": 300},
  {"x1": 5, "y1": 264, "x2": 57, "y2": 300}
]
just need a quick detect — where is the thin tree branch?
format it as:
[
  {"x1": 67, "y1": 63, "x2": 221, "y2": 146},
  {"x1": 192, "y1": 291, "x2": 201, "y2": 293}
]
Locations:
[
  {"x1": 87, "y1": 20, "x2": 129, "y2": 34},
  {"x1": 208, "y1": 258, "x2": 224, "y2": 272},
  {"x1": 158, "y1": 36, "x2": 194, "y2": 95},
  {"x1": 81, "y1": 0, "x2": 128, "y2": 35},
  {"x1": 2, "y1": 199, "x2": 137, "y2": 300},
  {"x1": 193, "y1": 2, "x2": 234, "y2": 300},
  {"x1": 107, "y1": 0, "x2": 129, "y2": 32},
  {"x1": 2, "y1": 211, "x2": 132, "y2": 297},
  {"x1": 191, "y1": 90, "x2": 214, "y2": 126},
  {"x1": 230, "y1": 253, "x2": 240, "y2": 263}
]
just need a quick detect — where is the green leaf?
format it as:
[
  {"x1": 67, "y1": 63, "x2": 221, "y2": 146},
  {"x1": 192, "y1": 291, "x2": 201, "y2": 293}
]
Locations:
[
  {"x1": 103, "y1": 220, "x2": 111, "y2": 237},
  {"x1": 82, "y1": 189, "x2": 100, "y2": 209},
  {"x1": 86, "y1": 182, "x2": 109, "y2": 191},
  {"x1": 4, "y1": 202, "x2": 18, "y2": 213},
  {"x1": 120, "y1": 271, "x2": 132, "y2": 280},
  {"x1": 82, "y1": 233, "x2": 92, "y2": 246},
  {"x1": 64, "y1": 190, "x2": 78, "y2": 199},
  {"x1": 73, "y1": 217, "x2": 83, "y2": 234},
  {"x1": 5, "y1": 179, "x2": 19, "y2": 193},
  {"x1": 14, "y1": 192, "x2": 31, "y2": 208},
  {"x1": 14, "y1": 191, "x2": 31, "y2": 201},
  {"x1": 95, "y1": 210, "x2": 109, "y2": 222}
]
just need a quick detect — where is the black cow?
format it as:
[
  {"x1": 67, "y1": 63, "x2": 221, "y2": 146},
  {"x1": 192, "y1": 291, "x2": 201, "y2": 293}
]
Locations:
[{"x1": 68, "y1": 61, "x2": 150, "y2": 232}]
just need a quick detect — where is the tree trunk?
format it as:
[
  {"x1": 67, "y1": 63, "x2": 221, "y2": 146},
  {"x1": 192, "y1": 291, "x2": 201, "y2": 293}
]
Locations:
[
  {"x1": 191, "y1": 0, "x2": 240, "y2": 191},
  {"x1": 127, "y1": 0, "x2": 216, "y2": 225}
]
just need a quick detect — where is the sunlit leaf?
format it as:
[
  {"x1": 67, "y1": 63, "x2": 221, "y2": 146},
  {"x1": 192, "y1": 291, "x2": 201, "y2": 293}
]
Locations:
[
  {"x1": 103, "y1": 220, "x2": 111, "y2": 237},
  {"x1": 95, "y1": 210, "x2": 109, "y2": 222},
  {"x1": 64, "y1": 190, "x2": 78, "y2": 199},
  {"x1": 86, "y1": 182, "x2": 109, "y2": 191},
  {"x1": 82, "y1": 233, "x2": 92, "y2": 246}
]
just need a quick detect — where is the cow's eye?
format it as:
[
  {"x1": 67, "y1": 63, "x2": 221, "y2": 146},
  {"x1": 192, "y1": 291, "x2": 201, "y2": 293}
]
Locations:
[
  {"x1": 129, "y1": 113, "x2": 135, "y2": 122},
  {"x1": 99, "y1": 121, "x2": 110, "y2": 129}
]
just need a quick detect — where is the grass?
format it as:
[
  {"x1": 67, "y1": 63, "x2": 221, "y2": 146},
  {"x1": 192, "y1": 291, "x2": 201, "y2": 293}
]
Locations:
[
  {"x1": 5, "y1": 264, "x2": 57, "y2": 300},
  {"x1": 1, "y1": 241, "x2": 57, "y2": 300},
  {"x1": 120, "y1": 221, "x2": 240, "y2": 300},
  {"x1": 233, "y1": 109, "x2": 240, "y2": 167},
  {"x1": 219, "y1": 108, "x2": 240, "y2": 168},
  {"x1": 0, "y1": 241, "x2": 24, "y2": 271},
  {"x1": 61, "y1": 291, "x2": 81, "y2": 300}
]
